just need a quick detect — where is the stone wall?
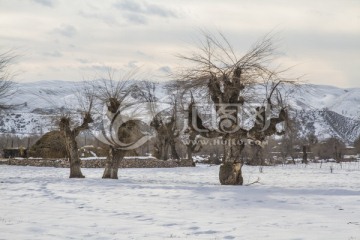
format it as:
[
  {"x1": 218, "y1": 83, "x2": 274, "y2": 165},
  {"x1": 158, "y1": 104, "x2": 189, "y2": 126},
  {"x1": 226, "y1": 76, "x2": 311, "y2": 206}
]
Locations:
[{"x1": 0, "y1": 158, "x2": 195, "y2": 168}]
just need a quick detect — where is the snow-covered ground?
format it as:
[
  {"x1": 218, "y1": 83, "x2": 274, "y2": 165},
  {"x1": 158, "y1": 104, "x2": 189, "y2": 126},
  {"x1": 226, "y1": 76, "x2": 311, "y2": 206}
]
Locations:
[{"x1": 1, "y1": 163, "x2": 360, "y2": 239}]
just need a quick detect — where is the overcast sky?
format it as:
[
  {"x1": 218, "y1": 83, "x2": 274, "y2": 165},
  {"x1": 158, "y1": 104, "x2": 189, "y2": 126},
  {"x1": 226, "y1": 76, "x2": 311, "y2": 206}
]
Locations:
[{"x1": 1, "y1": 0, "x2": 359, "y2": 87}]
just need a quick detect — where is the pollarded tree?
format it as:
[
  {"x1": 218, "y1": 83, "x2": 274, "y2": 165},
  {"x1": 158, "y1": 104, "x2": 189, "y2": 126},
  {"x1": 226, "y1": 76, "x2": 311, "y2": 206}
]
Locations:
[
  {"x1": 93, "y1": 72, "x2": 150, "y2": 179},
  {"x1": 151, "y1": 95, "x2": 181, "y2": 160},
  {"x1": 279, "y1": 116, "x2": 301, "y2": 164},
  {"x1": 95, "y1": 76, "x2": 132, "y2": 179},
  {"x1": 59, "y1": 84, "x2": 95, "y2": 178},
  {"x1": 178, "y1": 33, "x2": 296, "y2": 185},
  {"x1": 151, "y1": 108, "x2": 180, "y2": 160},
  {"x1": 136, "y1": 81, "x2": 181, "y2": 160}
]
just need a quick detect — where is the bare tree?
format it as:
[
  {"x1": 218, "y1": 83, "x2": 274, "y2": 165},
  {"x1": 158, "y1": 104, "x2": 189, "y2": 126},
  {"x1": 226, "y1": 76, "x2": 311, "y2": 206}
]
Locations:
[
  {"x1": 151, "y1": 111, "x2": 180, "y2": 160},
  {"x1": 177, "y1": 32, "x2": 296, "y2": 185},
  {"x1": 152, "y1": 97, "x2": 181, "y2": 160},
  {"x1": 302, "y1": 133, "x2": 318, "y2": 163},
  {"x1": 0, "y1": 50, "x2": 17, "y2": 111},
  {"x1": 93, "y1": 71, "x2": 147, "y2": 179},
  {"x1": 136, "y1": 81, "x2": 181, "y2": 160},
  {"x1": 315, "y1": 137, "x2": 345, "y2": 163},
  {"x1": 279, "y1": 117, "x2": 300, "y2": 164},
  {"x1": 59, "y1": 84, "x2": 95, "y2": 178}
]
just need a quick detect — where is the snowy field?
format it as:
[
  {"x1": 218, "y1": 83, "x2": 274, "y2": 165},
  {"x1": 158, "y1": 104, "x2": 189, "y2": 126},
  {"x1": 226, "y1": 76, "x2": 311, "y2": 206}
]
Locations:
[{"x1": 1, "y1": 163, "x2": 360, "y2": 240}]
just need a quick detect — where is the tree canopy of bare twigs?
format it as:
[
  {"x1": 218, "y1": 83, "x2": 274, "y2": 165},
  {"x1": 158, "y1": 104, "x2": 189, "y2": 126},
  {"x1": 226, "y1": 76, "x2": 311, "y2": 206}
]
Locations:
[
  {"x1": 0, "y1": 50, "x2": 17, "y2": 111},
  {"x1": 177, "y1": 32, "x2": 297, "y2": 106},
  {"x1": 93, "y1": 70, "x2": 136, "y2": 114}
]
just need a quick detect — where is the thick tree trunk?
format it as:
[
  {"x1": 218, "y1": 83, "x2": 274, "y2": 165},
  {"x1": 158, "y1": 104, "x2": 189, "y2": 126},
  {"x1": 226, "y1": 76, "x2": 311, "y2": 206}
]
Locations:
[
  {"x1": 69, "y1": 142, "x2": 84, "y2": 178},
  {"x1": 219, "y1": 162, "x2": 243, "y2": 185},
  {"x1": 302, "y1": 145, "x2": 308, "y2": 164},
  {"x1": 103, "y1": 147, "x2": 125, "y2": 179},
  {"x1": 170, "y1": 140, "x2": 180, "y2": 160},
  {"x1": 64, "y1": 133, "x2": 84, "y2": 178},
  {"x1": 154, "y1": 139, "x2": 169, "y2": 160},
  {"x1": 219, "y1": 137, "x2": 244, "y2": 185},
  {"x1": 163, "y1": 143, "x2": 169, "y2": 160},
  {"x1": 250, "y1": 144, "x2": 264, "y2": 165},
  {"x1": 187, "y1": 145, "x2": 193, "y2": 161},
  {"x1": 110, "y1": 150, "x2": 125, "y2": 179},
  {"x1": 156, "y1": 141, "x2": 169, "y2": 160},
  {"x1": 102, "y1": 147, "x2": 113, "y2": 178}
]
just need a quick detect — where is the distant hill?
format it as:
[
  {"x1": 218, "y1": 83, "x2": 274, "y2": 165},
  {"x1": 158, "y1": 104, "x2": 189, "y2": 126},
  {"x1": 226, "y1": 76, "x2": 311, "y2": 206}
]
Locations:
[{"x1": 2, "y1": 80, "x2": 360, "y2": 144}]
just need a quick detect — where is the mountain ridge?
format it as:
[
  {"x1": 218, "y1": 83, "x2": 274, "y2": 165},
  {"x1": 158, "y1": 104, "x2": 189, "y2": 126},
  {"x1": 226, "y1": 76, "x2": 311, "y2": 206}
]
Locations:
[{"x1": 2, "y1": 80, "x2": 360, "y2": 144}]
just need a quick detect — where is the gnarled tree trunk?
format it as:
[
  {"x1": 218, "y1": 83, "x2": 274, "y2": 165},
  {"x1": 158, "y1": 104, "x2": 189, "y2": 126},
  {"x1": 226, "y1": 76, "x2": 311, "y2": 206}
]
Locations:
[
  {"x1": 102, "y1": 119, "x2": 144, "y2": 179},
  {"x1": 219, "y1": 136, "x2": 244, "y2": 185},
  {"x1": 160, "y1": 140, "x2": 169, "y2": 160},
  {"x1": 169, "y1": 138, "x2": 180, "y2": 160},
  {"x1": 187, "y1": 145, "x2": 193, "y2": 162},
  {"x1": 60, "y1": 118, "x2": 85, "y2": 178},
  {"x1": 67, "y1": 134, "x2": 84, "y2": 178},
  {"x1": 153, "y1": 138, "x2": 168, "y2": 160},
  {"x1": 102, "y1": 148, "x2": 126, "y2": 179}
]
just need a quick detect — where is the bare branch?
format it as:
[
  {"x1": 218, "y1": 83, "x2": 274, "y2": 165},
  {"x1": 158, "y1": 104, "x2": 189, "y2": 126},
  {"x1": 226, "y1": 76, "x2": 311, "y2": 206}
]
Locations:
[{"x1": 0, "y1": 50, "x2": 18, "y2": 111}]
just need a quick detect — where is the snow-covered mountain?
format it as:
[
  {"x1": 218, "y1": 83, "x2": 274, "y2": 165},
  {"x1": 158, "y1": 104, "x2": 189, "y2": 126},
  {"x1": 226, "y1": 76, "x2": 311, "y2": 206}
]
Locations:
[
  {"x1": 285, "y1": 84, "x2": 360, "y2": 143},
  {"x1": 286, "y1": 84, "x2": 360, "y2": 118},
  {"x1": 1, "y1": 80, "x2": 360, "y2": 144}
]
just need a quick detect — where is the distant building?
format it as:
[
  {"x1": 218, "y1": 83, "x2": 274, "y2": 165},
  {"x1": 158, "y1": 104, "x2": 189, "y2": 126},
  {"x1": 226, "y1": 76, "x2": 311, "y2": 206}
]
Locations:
[
  {"x1": 344, "y1": 147, "x2": 357, "y2": 156},
  {"x1": 3, "y1": 148, "x2": 28, "y2": 158}
]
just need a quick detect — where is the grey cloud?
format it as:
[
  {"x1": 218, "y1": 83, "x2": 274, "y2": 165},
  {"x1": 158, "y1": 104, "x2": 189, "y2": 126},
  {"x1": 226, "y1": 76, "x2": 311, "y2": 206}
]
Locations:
[
  {"x1": 80, "y1": 64, "x2": 110, "y2": 72},
  {"x1": 43, "y1": 51, "x2": 62, "y2": 58},
  {"x1": 114, "y1": 0, "x2": 177, "y2": 18},
  {"x1": 124, "y1": 13, "x2": 147, "y2": 24},
  {"x1": 32, "y1": 0, "x2": 56, "y2": 7},
  {"x1": 136, "y1": 51, "x2": 154, "y2": 59},
  {"x1": 116, "y1": 0, "x2": 141, "y2": 12},
  {"x1": 158, "y1": 66, "x2": 171, "y2": 74},
  {"x1": 285, "y1": 30, "x2": 360, "y2": 53},
  {"x1": 145, "y1": 3, "x2": 176, "y2": 18},
  {"x1": 92, "y1": 65, "x2": 110, "y2": 72},
  {"x1": 78, "y1": 11, "x2": 120, "y2": 27},
  {"x1": 76, "y1": 58, "x2": 90, "y2": 64},
  {"x1": 127, "y1": 61, "x2": 138, "y2": 68},
  {"x1": 53, "y1": 24, "x2": 77, "y2": 37}
]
